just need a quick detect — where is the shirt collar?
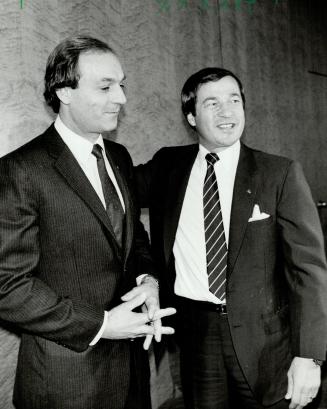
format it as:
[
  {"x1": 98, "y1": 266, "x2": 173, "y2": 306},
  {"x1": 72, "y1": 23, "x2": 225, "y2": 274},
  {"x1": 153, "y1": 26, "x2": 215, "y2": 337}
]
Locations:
[
  {"x1": 54, "y1": 116, "x2": 104, "y2": 164},
  {"x1": 199, "y1": 140, "x2": 240, "y2": 167}
]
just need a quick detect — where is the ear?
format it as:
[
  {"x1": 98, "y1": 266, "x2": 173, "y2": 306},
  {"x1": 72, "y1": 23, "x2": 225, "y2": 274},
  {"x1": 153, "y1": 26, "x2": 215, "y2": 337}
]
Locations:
[
  {"x1": 187, "y1": 113, "x2": 196, "y2": 127},
  {"x1": 56, "y1": 87, "x2": 72, "y2": 106}
]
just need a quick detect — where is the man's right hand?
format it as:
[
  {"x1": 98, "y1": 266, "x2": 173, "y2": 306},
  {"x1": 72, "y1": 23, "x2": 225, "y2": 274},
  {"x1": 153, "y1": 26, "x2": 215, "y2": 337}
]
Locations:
[{"x1": 102, "y1": 292, "x2": 176, "y2": 340}]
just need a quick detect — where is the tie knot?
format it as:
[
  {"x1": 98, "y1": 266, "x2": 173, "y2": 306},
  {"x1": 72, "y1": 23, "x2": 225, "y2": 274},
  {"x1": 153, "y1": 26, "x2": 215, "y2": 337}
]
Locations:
[
  {"x1": 205, "y1": 153, "x2": 219, "y2": 166},
  {"x1": 92, "y1": 144, "x2": 103, "y2": 160}
]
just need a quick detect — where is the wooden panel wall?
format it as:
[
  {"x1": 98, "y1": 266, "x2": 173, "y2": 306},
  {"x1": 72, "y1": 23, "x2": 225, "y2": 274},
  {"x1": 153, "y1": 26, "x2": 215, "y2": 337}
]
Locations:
[{"x1": 0, "y1": 0, "x2": 326, "y2": 408}]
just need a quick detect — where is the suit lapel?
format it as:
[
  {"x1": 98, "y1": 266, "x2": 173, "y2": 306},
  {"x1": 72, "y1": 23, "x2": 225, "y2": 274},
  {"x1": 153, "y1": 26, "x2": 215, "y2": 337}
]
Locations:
[
  {"x1": 227, "y1": 144, "x2": 259, "y2": 275},
  {"x1": 163, "y1": 145, "x2": 199, "y2": 265},
  {"x1": 45, "y1": 125, "x2": 122, "y2": 258}
]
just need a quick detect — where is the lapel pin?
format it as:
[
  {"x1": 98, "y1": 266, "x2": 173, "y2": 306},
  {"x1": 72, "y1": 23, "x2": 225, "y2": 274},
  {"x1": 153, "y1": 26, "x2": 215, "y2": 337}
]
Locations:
[{"x1": 246, "y1": 189, "x2": 252, "y2": 195}]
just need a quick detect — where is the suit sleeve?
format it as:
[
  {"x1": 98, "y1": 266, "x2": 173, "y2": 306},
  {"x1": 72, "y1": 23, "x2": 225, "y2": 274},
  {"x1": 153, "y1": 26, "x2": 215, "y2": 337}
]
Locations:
[
  {"x1": 0, "y1": 156, "x2": 104, "y2": 352},
  {"x1": 117, "y1": 146, "x2": 156, "y2": 280},
  {"x1": 277, "y1": 160, "x2": 327, "y2": 360},
  {"x1": 134, "y1": 159, "x2": 156, "y2": 209}
]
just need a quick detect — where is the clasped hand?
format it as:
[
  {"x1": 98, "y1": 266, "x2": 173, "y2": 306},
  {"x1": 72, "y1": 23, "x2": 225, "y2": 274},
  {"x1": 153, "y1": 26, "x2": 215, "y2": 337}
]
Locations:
[{"x1": 103, "y1": 282, "x2": 176, "y2": 350}]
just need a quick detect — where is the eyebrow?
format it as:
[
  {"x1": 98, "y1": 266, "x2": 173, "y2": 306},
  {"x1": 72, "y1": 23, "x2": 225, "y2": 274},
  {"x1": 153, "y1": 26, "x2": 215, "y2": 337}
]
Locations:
[
  {"x1": 202, "y1": 97, "x2": 218, "y2": 104},
  {"x1": 99, "y1": 75, "x2": 127, "y2": 83},
  {"x1": 201, "y1": 92, "x2": 241, "y2": 104}
]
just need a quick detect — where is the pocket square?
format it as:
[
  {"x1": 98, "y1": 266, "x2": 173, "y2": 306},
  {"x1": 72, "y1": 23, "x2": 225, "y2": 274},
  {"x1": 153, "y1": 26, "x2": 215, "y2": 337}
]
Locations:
[{"x1": 248, "y1": 204, "x2": 270, "y2": 222}]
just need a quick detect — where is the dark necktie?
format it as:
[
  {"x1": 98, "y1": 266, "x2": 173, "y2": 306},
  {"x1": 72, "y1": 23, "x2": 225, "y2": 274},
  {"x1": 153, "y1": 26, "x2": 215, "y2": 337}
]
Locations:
[
  {"x1": 203, "y1": 153, "x2": 228, "y2": 300},
  {"x1": 92, "y1": 144, "x2": 125, "y2": 246}
]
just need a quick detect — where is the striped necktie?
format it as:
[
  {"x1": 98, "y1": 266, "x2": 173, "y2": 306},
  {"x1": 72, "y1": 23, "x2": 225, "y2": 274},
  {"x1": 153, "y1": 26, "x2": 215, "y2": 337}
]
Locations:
[{"x1": 203, "y1": 153, "x2": 228, "y2": 300}]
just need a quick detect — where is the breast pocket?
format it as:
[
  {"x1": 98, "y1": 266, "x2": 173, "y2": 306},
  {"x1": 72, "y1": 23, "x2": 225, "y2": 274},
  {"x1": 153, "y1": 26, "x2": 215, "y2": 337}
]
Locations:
[
  {"x1": 239, "y1": 216, "x2": 275, "y2": 265},
  {"x1": 248, "y1": 216, "x2": 273, "y2": 227}
]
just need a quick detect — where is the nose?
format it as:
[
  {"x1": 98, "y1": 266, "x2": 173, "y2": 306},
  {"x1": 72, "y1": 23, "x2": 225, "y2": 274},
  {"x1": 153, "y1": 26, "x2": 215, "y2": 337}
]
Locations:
[
  {"x1": 112, "y1": 84, "x2": 127, "y2": 105},
  {"x1": 218, "y1": 102, "x2": 232, "y2": 117}
]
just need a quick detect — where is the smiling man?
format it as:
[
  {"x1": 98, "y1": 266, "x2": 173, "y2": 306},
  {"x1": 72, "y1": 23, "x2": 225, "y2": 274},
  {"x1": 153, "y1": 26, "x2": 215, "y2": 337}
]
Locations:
[
  {"x1": 0, "y1": 35, "x2": 176, "y2": 409},
  {"x1": 136, "y1": 67, "x2": 327, "y2": 409}
]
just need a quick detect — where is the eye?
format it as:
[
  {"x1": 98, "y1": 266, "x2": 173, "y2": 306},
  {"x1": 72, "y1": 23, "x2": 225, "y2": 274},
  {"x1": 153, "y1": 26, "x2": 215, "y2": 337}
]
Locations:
[
  {"x1": 101, "y1": 86, "x2": 110, "y2": 91},
  {"x1": 231, "y1": 96, "x2": 241, "y2": 103},
  {"x1": 205, "y1": 100, "x2": 218, "y2": 109},
  {"x1": 120, "y1": 83, "x2": 126, "y2": 89}
]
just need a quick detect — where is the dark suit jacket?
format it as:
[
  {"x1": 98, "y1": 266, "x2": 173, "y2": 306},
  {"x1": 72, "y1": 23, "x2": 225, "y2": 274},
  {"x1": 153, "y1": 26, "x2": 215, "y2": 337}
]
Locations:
[
  {"x1": 136, "y1": 142, "x2": 327, "y2": 405},
  {"x1": 0, "y1": 125, "x2": 153, "y2": 409}
]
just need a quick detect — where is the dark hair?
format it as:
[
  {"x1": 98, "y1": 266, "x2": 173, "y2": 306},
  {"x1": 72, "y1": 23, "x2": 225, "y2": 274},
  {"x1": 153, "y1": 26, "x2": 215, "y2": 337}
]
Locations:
[
  {"x1": 44, "y1": 35, "x2": 114, "y2": 113},
  {"x1": 181, "y1": 67, "x2": 245, "y2": 126}
]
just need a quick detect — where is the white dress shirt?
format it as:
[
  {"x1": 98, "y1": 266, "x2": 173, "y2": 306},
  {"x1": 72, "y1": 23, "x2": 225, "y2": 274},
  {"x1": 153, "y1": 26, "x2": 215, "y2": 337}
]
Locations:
[
  {"x1": 173, "y1": 141, "x2": 240, "y2": 304},
  {"x1": 54, "y1": 116, "x2": 125, "y2": 345},
  {"x1": 55, "y1": 116, "x2": 125, "y2": 211}
]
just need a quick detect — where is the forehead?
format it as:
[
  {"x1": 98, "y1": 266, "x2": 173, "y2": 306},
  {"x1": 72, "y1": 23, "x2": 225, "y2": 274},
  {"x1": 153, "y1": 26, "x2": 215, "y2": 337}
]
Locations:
[
  {"x1": 77, "y1": 51, "x2": 124, "y2": 82},
  {"x1": 196, "y1": 76, "x2": 241, "y2": 101}
]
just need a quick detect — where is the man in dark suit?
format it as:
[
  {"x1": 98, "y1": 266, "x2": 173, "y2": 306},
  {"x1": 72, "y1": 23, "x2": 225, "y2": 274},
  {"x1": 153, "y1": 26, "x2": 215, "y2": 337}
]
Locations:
[
  {"x1": 136, "y1": 68, "x2": 327, "y2": 409},
  {"x1": 0, "y1": 35, "x2": 175, "y2": 409}
]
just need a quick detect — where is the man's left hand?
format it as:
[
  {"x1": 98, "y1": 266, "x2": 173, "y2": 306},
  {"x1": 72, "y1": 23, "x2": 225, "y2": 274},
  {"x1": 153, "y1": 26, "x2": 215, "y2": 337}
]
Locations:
[
  {"x1": 121, "y1": 278, "x2": 175, "y2": 350},
  {"x1": 285, "y1": 356, "x2": 321, "y2": 409}
]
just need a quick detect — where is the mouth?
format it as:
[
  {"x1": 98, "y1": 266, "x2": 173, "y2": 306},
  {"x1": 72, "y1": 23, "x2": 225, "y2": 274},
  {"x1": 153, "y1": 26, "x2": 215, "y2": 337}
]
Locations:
[{"x1": 216, "y1": 123, "x2": 235, "y2": 129}]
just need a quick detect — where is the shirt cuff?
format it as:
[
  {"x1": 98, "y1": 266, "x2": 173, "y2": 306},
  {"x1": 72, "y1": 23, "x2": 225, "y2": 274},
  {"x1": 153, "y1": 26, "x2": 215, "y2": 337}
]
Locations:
[
  {"x1": 136, "y1": 274, "x2": 159, "y2": 289},
  {"x1": 136, "y1": 274, "x2": 148, "y2": 286},
  {"x1": 89, "y1": 311, "x2": 108, "y2": 346}
]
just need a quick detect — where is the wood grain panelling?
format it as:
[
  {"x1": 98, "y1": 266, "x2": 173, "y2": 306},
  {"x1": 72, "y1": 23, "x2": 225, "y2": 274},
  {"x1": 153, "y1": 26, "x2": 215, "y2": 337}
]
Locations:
[
  {"x1": 218, "y1": 0, "x2": 327, "y2": 200},
  {"x1": 0, "y1": 0, "x2": 326, "y2": 408}
]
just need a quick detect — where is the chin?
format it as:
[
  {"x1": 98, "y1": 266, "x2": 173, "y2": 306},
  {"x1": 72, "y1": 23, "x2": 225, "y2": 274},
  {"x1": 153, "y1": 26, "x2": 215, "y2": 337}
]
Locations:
[{"x1": 103, "y1": 122, "x2": 118, "y2": 132}]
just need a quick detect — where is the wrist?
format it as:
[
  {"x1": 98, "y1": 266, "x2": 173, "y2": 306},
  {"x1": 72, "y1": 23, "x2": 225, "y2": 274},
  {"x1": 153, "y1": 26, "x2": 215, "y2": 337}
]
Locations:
[
  {"x1": 312, "y1": 359, "x2": 324, "y2": 367},
  {"x1": 140, "y1": 274, "x2": 159, "y2": 289}
]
